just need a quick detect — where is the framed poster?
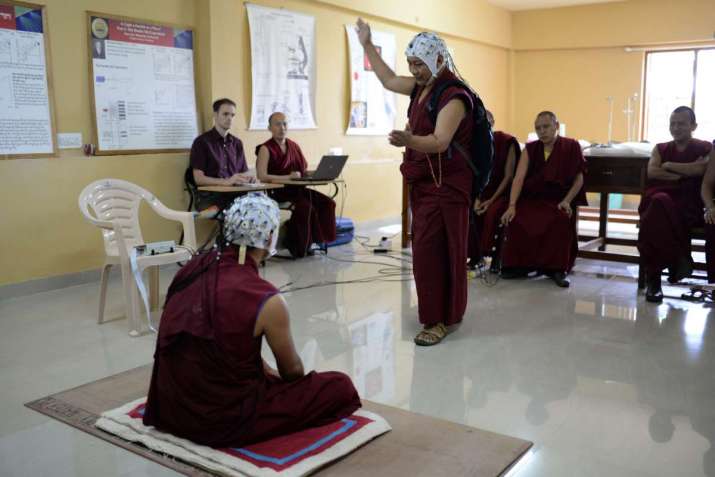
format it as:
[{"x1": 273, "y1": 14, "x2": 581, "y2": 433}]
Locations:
[
  {"x1": 0, "y1": 0, "x2": 57, "y2": 158},
  {"x1": 87, "y1": 12, "x2": 200, "y2": 154}
]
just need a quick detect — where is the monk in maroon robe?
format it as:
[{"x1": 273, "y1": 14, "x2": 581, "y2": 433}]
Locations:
[
  {"x1": 640, "y1": 106, "x2": 712, "y2": 302},
  {"x1": 143, "y1": 195, "x2": 360, "y2": 447},
  {"x1": 468, "y1": 110, "x2": 521, "y2": 272},
  {"x1": 256, "y1": 112, "x2": 337, "y2": 258},
  {"x1": 500, "y1": 111, "x2": 586, "y2": 288},
  {"x1": 357, "y1": 21, "x2": 473, "y2": 345},
  {"x1": 700, "y1": 143, "x2": 715, "y2": 284}
]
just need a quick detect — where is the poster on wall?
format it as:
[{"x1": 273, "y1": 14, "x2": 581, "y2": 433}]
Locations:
[
  {"x1": 88, "y1": 13, "x2": 199, "y2": 154},
  {"x1": 246, "y1": 4, "x2": 316, "y2": 130},
  {"x1": 345, "y1": 25, "x2": 396, "y2": 136},
  {"x1": 0, "y1": 1, "x2": 56, "y2": 157}
]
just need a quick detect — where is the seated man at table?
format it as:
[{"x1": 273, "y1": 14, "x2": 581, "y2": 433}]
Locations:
[
  {"x1": 499, "y1": 111, "x2": 586, "y2": 288},
  {"x1": 639, "y1": 106, "x2": 712, "y2": 302},
  {"x1": 468, "y1": 110, "x2": 521, "y2": 272},
  {"x1": 143, "y1": 193, "x2": 361, "y2": 447},
  {"x1": 190, "y1": 98, "x2": 255, "y2": 211},
  {"x1": 255, "y1": 112, "x2": 337, "y2": 258}
]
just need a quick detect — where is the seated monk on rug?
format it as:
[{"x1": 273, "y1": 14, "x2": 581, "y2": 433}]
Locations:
[
  {"x1": 639, "y1": 106, "x2": 712, "y2": 302},
  {"x1": 256, "y1": 112, "x2": 337, "y2": 258},
  {"x1": 500, "y1": 111, "x2": 587, "y2": 288},
  {"x1": 143, "y1": 193, "x2": 360, "y2": 447},
  {"x1": 468, "y1": 110, "x2": 521, "y2": 272}
]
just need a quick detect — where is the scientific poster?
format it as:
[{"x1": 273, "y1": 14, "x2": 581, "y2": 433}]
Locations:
[
  {"x1": 0, "y1": 2, "x2": 54, "y2": 156},
  {"x1": 345, "y1": 25, "x2": 396, "y2": 136},
  {"x1": 89, "y1": 14, "x2": 199, "y2": 153},
  {"x1": 247, "y1": 4, "x2": 316, "y2": 130}
]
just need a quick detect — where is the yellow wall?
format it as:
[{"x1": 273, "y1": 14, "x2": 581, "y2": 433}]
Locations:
[
  {"x1": 0, "y1": 0, "x2": 512, "y2": 286},
  {"x1": 511, "y1": 0, "x2": 715, "y2": 142}
]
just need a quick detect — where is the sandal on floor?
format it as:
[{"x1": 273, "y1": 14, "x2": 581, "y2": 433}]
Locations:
[
  {"x1": 414, "y1": 323, "x2": 448, "y2": 346},
  {"x1": 681, "y1": 287, "x2": 707, "y2": 302}
]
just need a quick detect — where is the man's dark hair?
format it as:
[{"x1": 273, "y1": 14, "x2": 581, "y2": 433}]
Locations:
[
  {"x1": 536, "y1": 111, "x2": 558, "y2": 123},
  {"x1": 672, "y1": 105, "x2": 696, "y2": 124},
  {"x1": 213, "y1": 98, "x2": 236, "y2": 113}
]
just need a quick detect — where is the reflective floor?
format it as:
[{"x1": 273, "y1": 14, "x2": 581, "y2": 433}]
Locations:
[{"x1": 2, "y1": 224, "x2": 715, "y2": 476}]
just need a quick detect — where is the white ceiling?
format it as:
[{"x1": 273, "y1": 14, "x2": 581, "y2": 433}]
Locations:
[{"x1": 488, "y1": 0, "x2": 623, "y2": 11}]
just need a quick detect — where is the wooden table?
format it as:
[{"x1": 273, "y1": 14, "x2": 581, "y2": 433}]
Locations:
[
  {"x1": 399, "y1": 154, "x2": 652, "y2": 258},
  {"x1": 197, "y1": 183, "x2": 284, "y2": 193},
  {"x1": 577, "y1": 153, "x2": 649, "y2": 263},
  {"x1": 269, "y1": 178, "x2": 344, "y2": 186}
]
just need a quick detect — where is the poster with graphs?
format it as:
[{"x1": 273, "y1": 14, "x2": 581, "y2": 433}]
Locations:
[
  {"x1": 247, "y1": 4, "x2": 316, "y2": 130},
  {"x1": 0, "y1": 2, "x2": 55, "y2": 157},
  {"x1": 88, "y1": 13, "x2": 199, "y2": 154}
]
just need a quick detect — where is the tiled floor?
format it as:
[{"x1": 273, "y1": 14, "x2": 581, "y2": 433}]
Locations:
[{"x1": 2, "y1": 224, "x2": 714, "y2": 476}]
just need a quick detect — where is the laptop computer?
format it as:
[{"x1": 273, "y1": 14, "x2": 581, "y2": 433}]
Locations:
[{"x1": 293, "y1": 155, "x2": 348, "y2": 182}]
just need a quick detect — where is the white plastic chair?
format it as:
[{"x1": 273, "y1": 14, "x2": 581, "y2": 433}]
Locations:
[{"x1": 78, "y1": 179, "x2": 197, "y2": 336}]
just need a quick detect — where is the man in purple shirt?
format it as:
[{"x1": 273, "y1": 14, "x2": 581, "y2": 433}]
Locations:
[{"x1": 191, "y1": 98, "x2": 255, "y2": 209}]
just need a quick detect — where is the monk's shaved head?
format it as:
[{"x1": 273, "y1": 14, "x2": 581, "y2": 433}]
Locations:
[
  {"x1": 536, "y1": 111, "x2": 558, "y2": 124},
  {"x1": 268, "y1": 112, "x2": 288, "y2": 141},
  {"x1": 534, "y1": 111, "x2": 559, "y2": 146},
  {"x1": 268, "y1": 112, "x2": 287, "y2": 126},
  {"x1": 672, "y1": 106, "x2": 696, "y2": 125}
]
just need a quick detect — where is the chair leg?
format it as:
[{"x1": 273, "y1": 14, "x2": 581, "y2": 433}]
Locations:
[
  {"x1": 97, "y1": 263, "x2": 112, "y2": 324},
  {"x1": 120, "y1": 261, "x2": 141, "y2": 337},
  {"x1": 148, "y1": 265, "x2": 160, "y2": 311}
]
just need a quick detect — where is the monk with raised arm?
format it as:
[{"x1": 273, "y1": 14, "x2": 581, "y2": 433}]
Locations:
[
  {"x1": 468, "y1": 110, "x2": 520, "y2": 272},
  {"x1": 499, "y1": 111, "x2": 586, "y2": 288},
  {"x1": 255, "y1": 112, "x2": 337, "y2": 258},
  {"x1": 143, "y1": 194, "x2": 360, "y2": 446},
  {"x1": 639, "y1": 106, "x2": 712, "y2": 302},
  {"x1": 357, "y1": 19, "x2": 474, "y2": 346}
]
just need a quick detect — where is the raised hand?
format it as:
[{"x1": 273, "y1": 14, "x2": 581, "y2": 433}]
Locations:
[{"x1": 356, "y1": 18, "x2": 372, "y2": 47}]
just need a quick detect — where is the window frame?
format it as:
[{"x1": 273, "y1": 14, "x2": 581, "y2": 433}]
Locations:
[{"x1": 641, "y1": 47, "x2": 715, "y2": 142}]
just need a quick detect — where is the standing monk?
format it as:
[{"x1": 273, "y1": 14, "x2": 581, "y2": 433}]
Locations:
[
  {"x1": 255, "y1": 112, "x2": 337, "y2": 258},
  {"x1": 640, "y1": 106, "x2": 711, "y2": 302},
  {"x1": 500, "y1": 111, "x2": 586, "y2": 288},
  {"x1": 469, "y1": 110, "x2": 520, "y2": 272},
  {"x1": 143, "y1": 194, "x2": 360, "y2": 447},
  {"x1": 357, "y1": 19, "x2": 474, "y2": 346}
]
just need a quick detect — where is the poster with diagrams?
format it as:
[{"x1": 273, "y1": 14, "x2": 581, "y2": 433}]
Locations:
[
  {"x1": 345, "y1": 25, "x2": 396, "y2": 136},
  {"x1": 88, "y1": 13, "x2": 199, "y2": 153},
  {"x1": 0, "y1": 2, "x2": 55, "y2": 156},
  {"x1": 246, "y1": 4, "x2": 316, "y2": 130}
]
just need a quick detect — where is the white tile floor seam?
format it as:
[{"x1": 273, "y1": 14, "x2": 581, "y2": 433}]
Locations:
[{"x1": 2, "y1": 230, "x2": 715, "y2": 476}]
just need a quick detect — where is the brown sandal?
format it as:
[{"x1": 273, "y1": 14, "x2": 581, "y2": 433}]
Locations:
[{"x1": 414, "y1": 323, "x2": 448, "y2": 346}]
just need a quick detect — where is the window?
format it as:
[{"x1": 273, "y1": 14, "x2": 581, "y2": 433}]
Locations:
[{"x1": 643, "y1": 48, "x2": 715, "y2": 143}]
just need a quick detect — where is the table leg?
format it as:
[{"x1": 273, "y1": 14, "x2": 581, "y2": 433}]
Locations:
[{"x1": 598, "y1": 193, "x2": 609, "y2": 251}]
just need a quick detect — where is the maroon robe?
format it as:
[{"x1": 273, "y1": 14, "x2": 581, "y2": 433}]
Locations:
[
  {"x1": 501, "y1": 136, "x2": 587, "y2": 273},
  {"x1": 143, "y1": 247, "x2": 360, "y2": 447},
  {"x1": 404, "y1": 69, "x2": 474, "y2": 327},
  {"x1": 257, "y1": 138, "x2": 337, "y2": 258},
  {"x1": 638, "y1": 139, "x2": 712, "y2": 277},
  {"x1": 468, "y1": 131, "x2": 521, "y2": 262}
]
